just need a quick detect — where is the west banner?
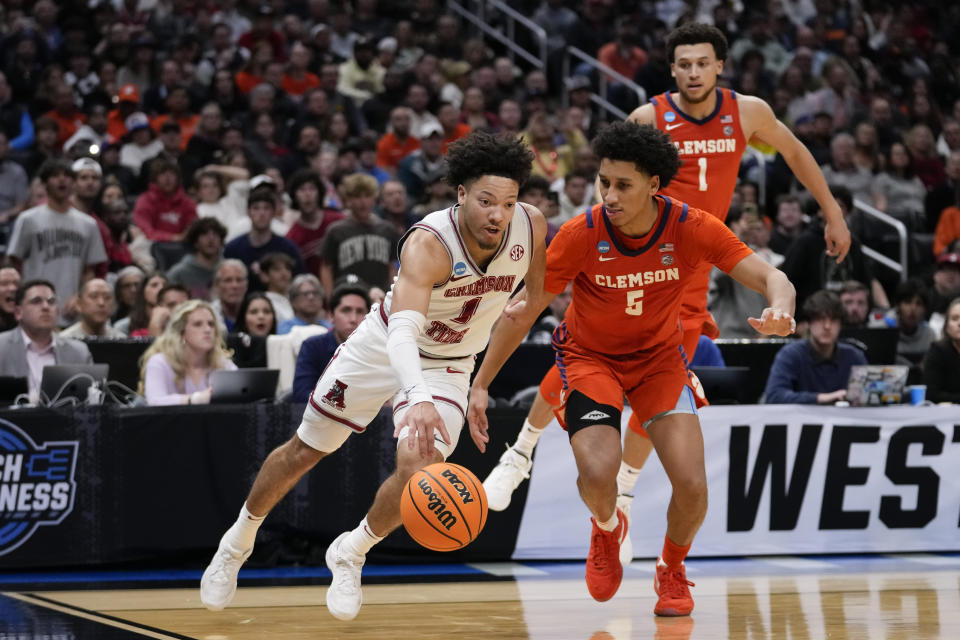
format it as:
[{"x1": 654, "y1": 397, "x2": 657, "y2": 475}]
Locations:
[{"x1": 514, "y1": 405, "x2": 960, "y2": 559}]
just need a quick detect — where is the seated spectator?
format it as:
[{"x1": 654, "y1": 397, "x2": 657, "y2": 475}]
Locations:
[
  {"x1": 97, "y1": 194, "x2": 138, "y2": 273},
  {"x1": 132, "y1": 156, "x2": 198, "y2": 241},
  {"x1": 376, "y1": 106, "x2": 420, "y2": 174},
  {"x1": 883, "y1": 279, "x2": 937, "y2": 365},
  {"x1": 113, "y1": 265, "x2": 144, "y2": 324},
  {"x1": 60, "y1": 278, "x2": 124, "y2": 338},
  {"x1": 397, "y1": 122, "x2": 446, "y2": 203},
  {"x1": 690, "y1": 336, "x2": 726, "y2": 367},
  {"x1": 522, "y1": 113, "x2": 576, "y2": 184},
  {"x1": 321, "y1": 173, "x2": 399, "y2": 293},
  {"x1": 820, "y1": 132, "x2": 873, "y2": 204},
  {"x1": 278, "y1": 274, "x2": 329, "y2": 334},
  {"x1": 116, "y1": 272, "x2": 167, "y2": 336},
  {"x1": 377, "y1": 179, "x2": 416, "y2": 236},
  {"x1": 132, "y1": 284, "x2": 190, "y2": 338},
  {"x1": 230, "y1": 292, "x2": 278, "y2": 368},
  {"x1": 194, "y1": 166, "x2": 251, "y2": 236},
  {"x1": 768, "y1": 194, "x2": 807, "y2": 256},
  {"x1": 5, "y1": 159, "x2": 108, "y2": 323},
  {"x1": 933, "y1": 205, "x2": 960, "y2": 257},
  {"x1": 780, "y1": 187, "x2": 890, "y2": 312},
  {"x1": 139, "y1": 300, "x2": 237, "y2": 405},
  {"x1": 119, "y1": 112, "x2": 163, "y2": 177},
  {"x1": 411, "y1": 175, "x2": 458, "y2": 219},
  {"x1": 0, "y1": 130, "x2": 29, "y2": 233},
  {"x1": 258, "y1": 252, "x2": 295, "y2": 325},
  {"x1": 929, "y1": 252, "x2": 960, "y2": 336},
  {"x1": 871, "y1": 142, "x2": 926, "y2": 227},
  {"x1": 763, "y1": 290, "x2": 868, "y2": 404},
  {"x1": 291, "y1": 283, "x2": 370, "y2": 402},
  {"x1": 211, "y1": 259, "x2": 249, "y2": 332},
  {"x1": 224, "y1": 188, "x2": 305, "y2": 289},
  {"x1": 167, "y1": 217, "x2": 227, "y2": 301},
  {"x1": 0, "y1": 280, "x2": 93, "y2": 404},
  {"x1": 0, "y1": 265, "x2": 22, "y2": 331},
  {"x1": 838, "y1": 279, "x2": 884, "y2": 328},
  {"x1": 923, "y1": 297, "x2": 960, "y2": 403},
  {"x1": 336, "y1": 36, "x2": 384, "y2": 103},
  {"x1": 285, "y1": 169, "x2": 346, "y2": 277},
  {"x1": 711, "y1": 205, "x2": 784, "y2": 339},
  {"x1": 556, "y1": 171, "x2": 590, "y2": 226}
]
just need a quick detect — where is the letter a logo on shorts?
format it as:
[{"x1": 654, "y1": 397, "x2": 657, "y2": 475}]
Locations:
[{"x1": 322, "y1": 380, "x2": 348, "y2": 410}]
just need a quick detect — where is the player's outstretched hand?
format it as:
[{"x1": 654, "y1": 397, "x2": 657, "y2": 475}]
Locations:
[
  {"x1": 467, "y1": 386, "x2": 490, "y2": 453},
  {"x1": 394, "y1": 402, "x2": 451, "y2": 458},
  {"x1": 748, "y1": 307, "x2": 796, "y2": 336},
  {"x1": 824, "y1": 218, "x2": 851, "y2": 264}
]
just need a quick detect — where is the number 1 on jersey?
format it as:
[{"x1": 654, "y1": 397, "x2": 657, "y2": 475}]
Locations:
[{"x1": 698, "y1": 157, "x2": 707, "y2": 191}]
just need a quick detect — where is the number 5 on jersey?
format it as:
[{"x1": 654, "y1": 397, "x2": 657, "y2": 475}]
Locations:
[{"x1": 626, "y1": 289, "x2": 644, "y2": 316}]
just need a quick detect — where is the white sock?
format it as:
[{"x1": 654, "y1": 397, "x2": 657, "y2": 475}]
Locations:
[
  {"x1": 223, "y1": 503, "x2": 265, "y2": 551},
  {"x1": 512, "y1": 419, "x2": 545, "y2": 458},
  {"x1": 596, "y1": 511, "x2": 620, "y2": 532},
  {"x1": 617, "y1": 461, "x2": 643, "y2": 496},
  {"x1": 340, "y1": 516, "x2": 383, "y2": 557}
]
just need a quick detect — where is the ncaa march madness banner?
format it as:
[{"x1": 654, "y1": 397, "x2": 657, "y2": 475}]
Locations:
[
  {"x1": 0, "y1": 418, "x2": 78, "y2": 556},
  {"x1": 514, "y1": 405, "x2": 960, "y2": 558}
]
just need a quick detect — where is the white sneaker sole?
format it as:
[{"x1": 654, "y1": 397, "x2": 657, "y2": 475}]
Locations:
[{"x1": 325, "y1": 532, "x2": 362, "y2": 621}]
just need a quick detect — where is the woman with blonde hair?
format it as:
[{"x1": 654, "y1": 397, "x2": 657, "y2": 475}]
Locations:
[{"x1": 139, "y1": 300, "x2": 236, "y2": 405}]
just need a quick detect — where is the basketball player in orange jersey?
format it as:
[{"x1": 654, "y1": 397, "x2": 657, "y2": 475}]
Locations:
[
  {"x1": 200, "y1": 132, "x2": 549, "y2": 621},
  {"x1": 469, "y1": 121, "x2": 796, "y2": 614},
  {"x1": 482, "y1": 22, "x2": 850, "y2": 561}
]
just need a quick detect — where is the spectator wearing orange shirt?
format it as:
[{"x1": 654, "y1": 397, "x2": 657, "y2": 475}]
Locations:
[
  {"x1": 934, "y1": 206, "x2": 960, "y2": 257},
  {"x1": 376, "y1": 107, "x2": 420, "y2": 174},
  {"x1": 597, "y1": 19, "x2": 648, "y2": 84},
  {"x1": 149, "y1": 87, "x2": 199, "y2": 150},
  {"x1": 107, "y1": 84, "x2": 141, "y2": 141},
  {"x1": 44, "y1": 83, "x2": 85, "y2": 148},
  {"x1": 282, "y1": 41, "x2": 320, "y2": 99},
  {"x1": 437, "y1": 102, "x2": 471, "y2": 154}
]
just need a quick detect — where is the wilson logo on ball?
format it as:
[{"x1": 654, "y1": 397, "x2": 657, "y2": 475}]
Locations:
[
  {"x1": 401, "y1": 462, "x2": 488, "y2": 552},
  {"x1": 415, "y1": 476, "x2": 459, "y2": 530}
]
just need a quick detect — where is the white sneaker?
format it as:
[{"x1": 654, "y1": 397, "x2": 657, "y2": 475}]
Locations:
[
  {"x1": 200, "y1": 538, "x2": 252, "y2": 611},
  {"x1": 325, "y1": 531, "x2": 365, "y2": 620},
  {"x1": 483, "y1": 446, "x2": 533, "y2": 511},
  {"x1": 617, "y1": 494, "x2": 634, "y2": 566}
]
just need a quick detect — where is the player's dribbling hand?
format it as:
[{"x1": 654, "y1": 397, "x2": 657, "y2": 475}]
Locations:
[
  {"x1": 824, "y1": 218, "x2": 851, "y2": 264},
  {"x1": 467, "y1": 386, "x2": 490, "y2": 453},
  {"x1": 395, "y1": 402, "x2": 451, "y2": 459},
  {"x1": 748, "y1": 307, "x2": 796, "y2": 336}
]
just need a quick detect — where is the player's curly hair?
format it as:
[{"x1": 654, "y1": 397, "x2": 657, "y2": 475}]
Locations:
[
  {"x1": 445, "y1": 131, "x2": 534, "y2": 190},
  {"x1": 666, "y1": 22, "x2": 728, "y2": 63},
  {"x1": 591, "y1": 121, "x2": 680, "y2": 187}
]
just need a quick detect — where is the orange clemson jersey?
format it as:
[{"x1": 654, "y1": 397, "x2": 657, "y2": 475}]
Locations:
[{"x1": 543, "y1": 197, "x2": 753, "y2": 355}]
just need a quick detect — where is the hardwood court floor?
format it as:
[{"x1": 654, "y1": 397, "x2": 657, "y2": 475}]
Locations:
[{"x1": 2, "y1": 554, "x2": 959, "y2": 639}]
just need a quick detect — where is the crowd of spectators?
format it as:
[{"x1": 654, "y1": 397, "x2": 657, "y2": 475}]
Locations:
[{"x1": 0, "y1": 0, "x2": 958, "y2": 405}]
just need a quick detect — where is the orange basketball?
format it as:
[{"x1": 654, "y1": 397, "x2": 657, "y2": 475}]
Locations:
[{"x1": 400, "y1": 462, "x2": 488, "y2": 551}]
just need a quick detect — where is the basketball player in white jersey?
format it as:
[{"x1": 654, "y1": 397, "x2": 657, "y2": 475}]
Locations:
[{"x1": 200, "y1": 132, "x2": 548, "y2": 621}]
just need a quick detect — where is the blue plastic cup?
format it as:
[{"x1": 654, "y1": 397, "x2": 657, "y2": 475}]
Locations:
[{"x1": 908, "y1": 385, "x2": 926, "y2": 405}]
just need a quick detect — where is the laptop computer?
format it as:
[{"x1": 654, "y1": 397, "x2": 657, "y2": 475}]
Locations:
[
  {"x1": 40, "y1": 364, "x2": 109, "y2": 405},
  {"x1": 209, "y1": 368, "x2": 279, "y2": 404},
  {"x1": 846, "y1": 364, "x2": 909, "y2": 406},
  {"x1": 690, "y1": 366, "x2": 752, "y2": 404}
]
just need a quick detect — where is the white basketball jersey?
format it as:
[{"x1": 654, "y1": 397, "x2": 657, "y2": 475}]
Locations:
[{"x1": 379, "y1": 203, "x2": 534, "y2": 359}]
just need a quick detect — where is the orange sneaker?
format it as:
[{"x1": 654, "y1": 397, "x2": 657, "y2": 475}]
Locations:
[
  {"x1": 585, "y1": 507, "x2": 627, "y2": 602},
  {"x1": 653, "y1": 558, "x2": 695, "y2": 616}
]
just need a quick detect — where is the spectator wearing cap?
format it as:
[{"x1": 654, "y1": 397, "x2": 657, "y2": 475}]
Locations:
[
  {"x1": 167, "y1": 217, "x2": 227, "y2": 300},
  {"x1": 285, "y1": 169, "x2": 346, "y2": 276},
  {"x1": 929, "y1": 252, "x2": 960, "y2": 336},
  {"x1": 108, "y1": 84, "x2": 142, "y2": 140},
  {"x1": 224, "y1": 188, "x2": 305, "y2": 290},
  {"x1": 0, "y1": 131, "x2": 29, "y2": 233},
  {"x1": 150, "y1": 87, "x2": 199, "y2": 150},
  {"x1": 5, "y1": 160, "x2": 107, "y2": 320},
  {"x1": 321, "y1": 173, "x2": 398, "y2": 293},
  {"x1": 397, "y1": 122, "x2": 445, "y2": 203},
  {"x1": 238, "y1": 5, "x2": 286, "y2": 63},
  {"x1": 376, "y1": 107, "x2": 420, "y2": 174},
  {"x1": 133, "y1": 156, "x2": 198, "y2": 242},
  {"x1": 282, "y1": 41, "x2": 321, "y2": 99},
  {"x1": 70, "y1": 157, "x2": 103, "y2": 217},
  {"x1": 43, "y1": 83, "x2": 85, "y2": 149},
  {"x1": 119, "y1": 112, "x2": 163, "y2": 176},
  {"x1": 337, "y1": 36, "x2": 385, "y2": 103}
]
